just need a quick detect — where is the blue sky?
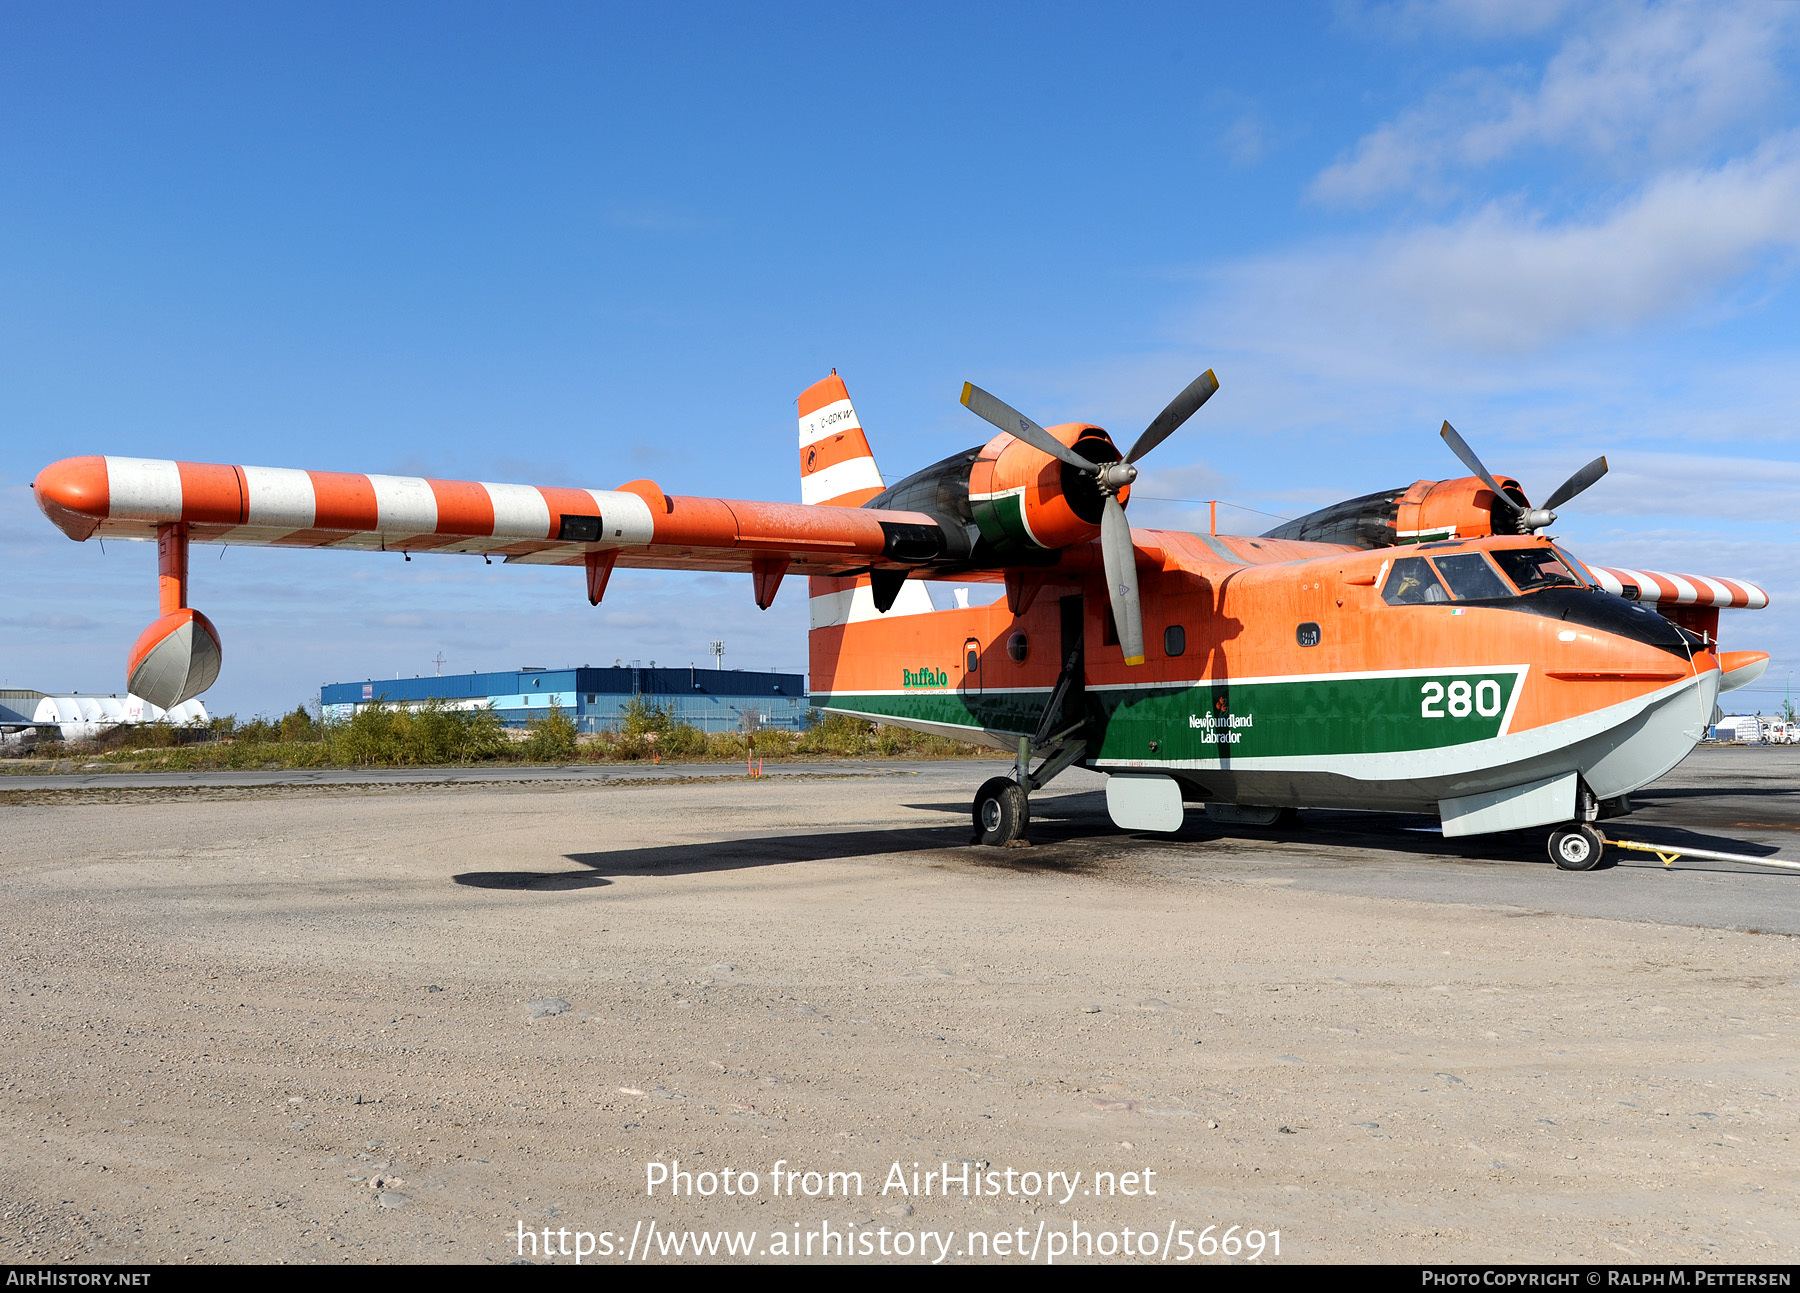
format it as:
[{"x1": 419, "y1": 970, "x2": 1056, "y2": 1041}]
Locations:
[{"x1": 5, "y1": 1, "x2": 1798, "y2": 717}]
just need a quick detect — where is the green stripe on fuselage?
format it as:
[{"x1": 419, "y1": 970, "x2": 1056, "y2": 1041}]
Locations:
[
  {"x1": 1092, "y1": 671, "x2": 1519, "y2": 760},
  {"x1": 819, "y1": 669, "x2": 1520, "y2": 759},
  {"x1": 818, "y1": 689, "x2": 1047, "y2": 735}
]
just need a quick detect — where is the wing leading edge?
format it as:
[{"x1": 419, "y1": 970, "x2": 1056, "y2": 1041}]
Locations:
[{"x1": 32, "y1": 454, "x2": 952, "y2": 579}]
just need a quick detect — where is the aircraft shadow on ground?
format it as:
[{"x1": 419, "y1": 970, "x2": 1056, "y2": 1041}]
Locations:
[
  {"x1": 453, "y1": 825, "x2": 982, "y2": 890},
  {"x1": 452, "y1": 793, "x2": 1791, "y2": 891},
  {"x1": 913, "y1": 790, "x2": 1791, "y2": 872},
  {"x1": 1638, "y1": 785, "x2": 1800, "y2": 800}
]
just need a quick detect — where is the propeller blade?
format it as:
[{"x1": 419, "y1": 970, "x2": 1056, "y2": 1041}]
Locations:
[
  {"x1": 1100, "y1": 495, "x2": 1145, "y2": 666},
  {"x1": 1541, "y1": 455, "x2": 1608, "y2": 512},
  {"x1": 1439, "y1": 421, "x2": 1521, "y2": 513},
  {"x1": 1125, "y1": 369, "x2": 1219, "y2": 464},
  {"x1": 960, "y1": 382, "x2": 1097, "y2": 472}
]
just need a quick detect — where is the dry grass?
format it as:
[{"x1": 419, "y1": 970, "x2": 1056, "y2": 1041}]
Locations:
[{"x1": 29, "y1": 701, "x2": 995, "y2": 772}]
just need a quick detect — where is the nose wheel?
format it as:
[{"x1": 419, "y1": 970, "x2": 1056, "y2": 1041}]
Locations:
[
  {"x1": 973, "y1": 776, "x2": 1029, "y2": 846},
  {"x1": 1548, "y1": 823, "x2": 1607, "y2": 871}
]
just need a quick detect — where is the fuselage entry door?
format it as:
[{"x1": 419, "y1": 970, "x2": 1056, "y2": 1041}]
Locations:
[{"x1": 963, "y1": 636, "x2": 982, "y2": 695}]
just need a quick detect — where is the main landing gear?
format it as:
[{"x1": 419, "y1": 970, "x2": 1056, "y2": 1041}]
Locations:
[
  {"x1": 970, "y1": 733, "x2": 1088, "y2": 846},
  {"x1": 1548, "y1": 823, "x2": 1607, "y2": 871},
  {"x1": 971, "y1": 650, "x2": 1086, "y2": 847},
  {"x1": 974, "y1": 777, "x2": 1029, "y2": 847}
]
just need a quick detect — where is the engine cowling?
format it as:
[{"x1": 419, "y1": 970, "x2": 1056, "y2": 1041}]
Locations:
[
  {"x1": 968, "y1": 424, "x2": 1127, "y2": 552},
  {"x1": 1264, "y1": 474, "x2": 1529, "y2": 549}
]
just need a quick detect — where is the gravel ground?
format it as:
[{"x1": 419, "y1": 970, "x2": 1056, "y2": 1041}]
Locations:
[{"x1": 1, "y1": 749, "x2": 1795, "y2": 1264}]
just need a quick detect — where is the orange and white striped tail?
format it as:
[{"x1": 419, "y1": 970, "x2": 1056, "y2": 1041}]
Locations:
[
  {"x1": 796, "y1": 372, "x2": 932, "y2": 631},
  {"x1": 797, "y1": 372, "x2": 884, "y2": 507}
]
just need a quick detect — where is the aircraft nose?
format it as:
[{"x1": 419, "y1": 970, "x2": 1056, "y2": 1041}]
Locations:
[{"x1": 34, "y1": 456, "x2": 110, "y2": 539}]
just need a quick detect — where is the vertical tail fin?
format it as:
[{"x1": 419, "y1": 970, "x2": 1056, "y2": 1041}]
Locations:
[
  {"x1": 799, "y1": 372, "x2": 932, "y2": 661},
  {"x1": 798, "y1": 371, "x2": 885, "y2": 507}
]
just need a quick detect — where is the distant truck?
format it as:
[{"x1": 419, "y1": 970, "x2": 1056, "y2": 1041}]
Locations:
[{"x1": 1710, "y1": 714, "x2": 1798, "y2": 744}]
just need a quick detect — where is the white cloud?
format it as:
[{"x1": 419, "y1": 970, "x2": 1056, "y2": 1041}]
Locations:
[
  {"x1": 1556, "y1": 451, "x2": 1800, "y2": 522},
  {"x1": 1224, "y1": 135, "x2": 1800, "y2": 357},
  {"x1": 1315, "y1": 1, "x2": 1796, "y2": 206}
]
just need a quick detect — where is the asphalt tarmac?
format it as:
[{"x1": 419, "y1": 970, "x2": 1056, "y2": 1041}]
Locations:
[
  {"x1": 3, "y1": 743, "x2": 1796, "y2": 1264},
  {"x1": 11, "y1": 745, "x2": 1790, "y2": 932},
  {"x1": 0, "y1": 758, "x2": 910, "y2": 791},
  {"x1": 1030, "y1": 745, "x2": 1800, "y2": 937}
]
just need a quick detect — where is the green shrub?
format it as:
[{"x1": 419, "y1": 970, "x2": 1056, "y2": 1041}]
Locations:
[
  {"x1": 612, "y1": 694, "x2": 709, "y2": 760},
  {"x1": 235, "y1": 716, "x2": 279, "y2": 744},
  {"x1": 522, "y1": 700, "x2": 579, "y2": 762},
  {"x1": 793, "y1": 713, "x2": 878, "y2": 756},
  {"x1": 656, "y1": 722, "x2": 708, "y2": 759},
  {"x1": 278, "y1": 705, "x2": 318, "y2": 742},
  {"x1": 331, "y1": 699, "x2": 510, "y2": 765}
]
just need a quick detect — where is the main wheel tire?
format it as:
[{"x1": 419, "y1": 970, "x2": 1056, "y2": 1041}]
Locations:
[
  {"x1": 973, "y1": 776, "x2": 1029, "y2": 846},
  {"x1": 1549, "y1": 823, "x2": 1605, "y2": 871}
]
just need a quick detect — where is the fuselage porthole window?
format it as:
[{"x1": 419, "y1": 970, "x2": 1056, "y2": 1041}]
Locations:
[
  {"x1": 1164, "y1": 624, "x2": 1186, "y2": 657},
  {"x1": 1296, "y1": 622, "x2": 1321, "y2": 648}
]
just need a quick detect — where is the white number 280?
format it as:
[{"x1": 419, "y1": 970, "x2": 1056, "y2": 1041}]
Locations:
[{"x1": 1421, "y1": 678, "x2": 1502, "y2": 718}]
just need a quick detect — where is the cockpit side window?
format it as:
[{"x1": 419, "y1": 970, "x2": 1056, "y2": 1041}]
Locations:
[
  {"x1": 1432, "y1": 553, "x2": 1513, "y2": 601},
  {"x1": 1551, "y1": 546, "x2": 1597, "y2": 589},
  {"x1": 1492, "y1": 547, "x2": 1584, "y2": 593},
  {"x1": 1381, "y1": 556, "x2": 1450, "y2": 605}
]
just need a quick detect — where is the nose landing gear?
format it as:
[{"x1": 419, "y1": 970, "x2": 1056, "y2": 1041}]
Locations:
[{"x1": 1549, "y1": 823, "x2": 1607, "y2": 871}]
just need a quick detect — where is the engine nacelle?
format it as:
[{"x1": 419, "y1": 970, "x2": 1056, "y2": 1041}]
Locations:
[
  {"x1": 126, "y1": 608, "x2": 222, "y2": 711},
  {"x1": 969, "y1": 424, "x2": 1127, "y2": 552},
  {"x1": 1265, "y1": 474, "x2": 1529, "y2": 548}
]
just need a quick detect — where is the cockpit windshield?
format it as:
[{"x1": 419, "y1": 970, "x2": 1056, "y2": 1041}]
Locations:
[
  {"x1": 1551, "y1": 546, "x2": 1596, "y2": 589},
  {"x1": 1492, "y1": 546, "x2": 1585, "y2": 592},
  {"x1": 1431, "y1": 552, "x2": 1513, "y2": 601}
]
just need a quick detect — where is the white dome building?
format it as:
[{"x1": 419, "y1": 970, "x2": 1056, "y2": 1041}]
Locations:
[{"x1": 30, "y1": 693, "x2": 208, "y2": 742}]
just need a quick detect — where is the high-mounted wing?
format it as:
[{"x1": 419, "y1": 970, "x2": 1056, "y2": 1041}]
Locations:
[
  {"x1": 32, "y1": 453, "x2": 970, "y2": 709},
  {"x1": 33, "y1": 454, "x2": 952, "y2": 585}
]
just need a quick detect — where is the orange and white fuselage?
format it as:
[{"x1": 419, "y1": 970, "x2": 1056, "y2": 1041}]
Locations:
[{"x1": 809, "y1": 531, "x2": 1728, "y2": 832}]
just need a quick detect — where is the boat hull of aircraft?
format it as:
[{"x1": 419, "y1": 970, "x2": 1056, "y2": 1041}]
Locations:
[{"x1": 821, "y1": 666, "x2": 1716, "y2": 819}]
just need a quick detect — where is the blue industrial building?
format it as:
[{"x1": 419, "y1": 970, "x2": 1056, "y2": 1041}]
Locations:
[{"x1": 321, "y1": 665, "x2": 809, "y2": 732}]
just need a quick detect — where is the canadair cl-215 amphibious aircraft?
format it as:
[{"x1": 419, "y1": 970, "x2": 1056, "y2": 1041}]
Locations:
[{"x1": 32, "y1": 369, "x2": 1771, "y2": 871}]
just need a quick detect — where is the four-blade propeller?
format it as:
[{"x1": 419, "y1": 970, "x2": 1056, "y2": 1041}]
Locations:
[
  {"x1": 952, "y1": 383, "x2": 1601, "y2": 666},
  {"x1": 1439, "y1": 422, "x2": 1607, "y2": 534},
  {"x1": 959, "y1": 370, "x2": 1219, "y2": 665}
]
